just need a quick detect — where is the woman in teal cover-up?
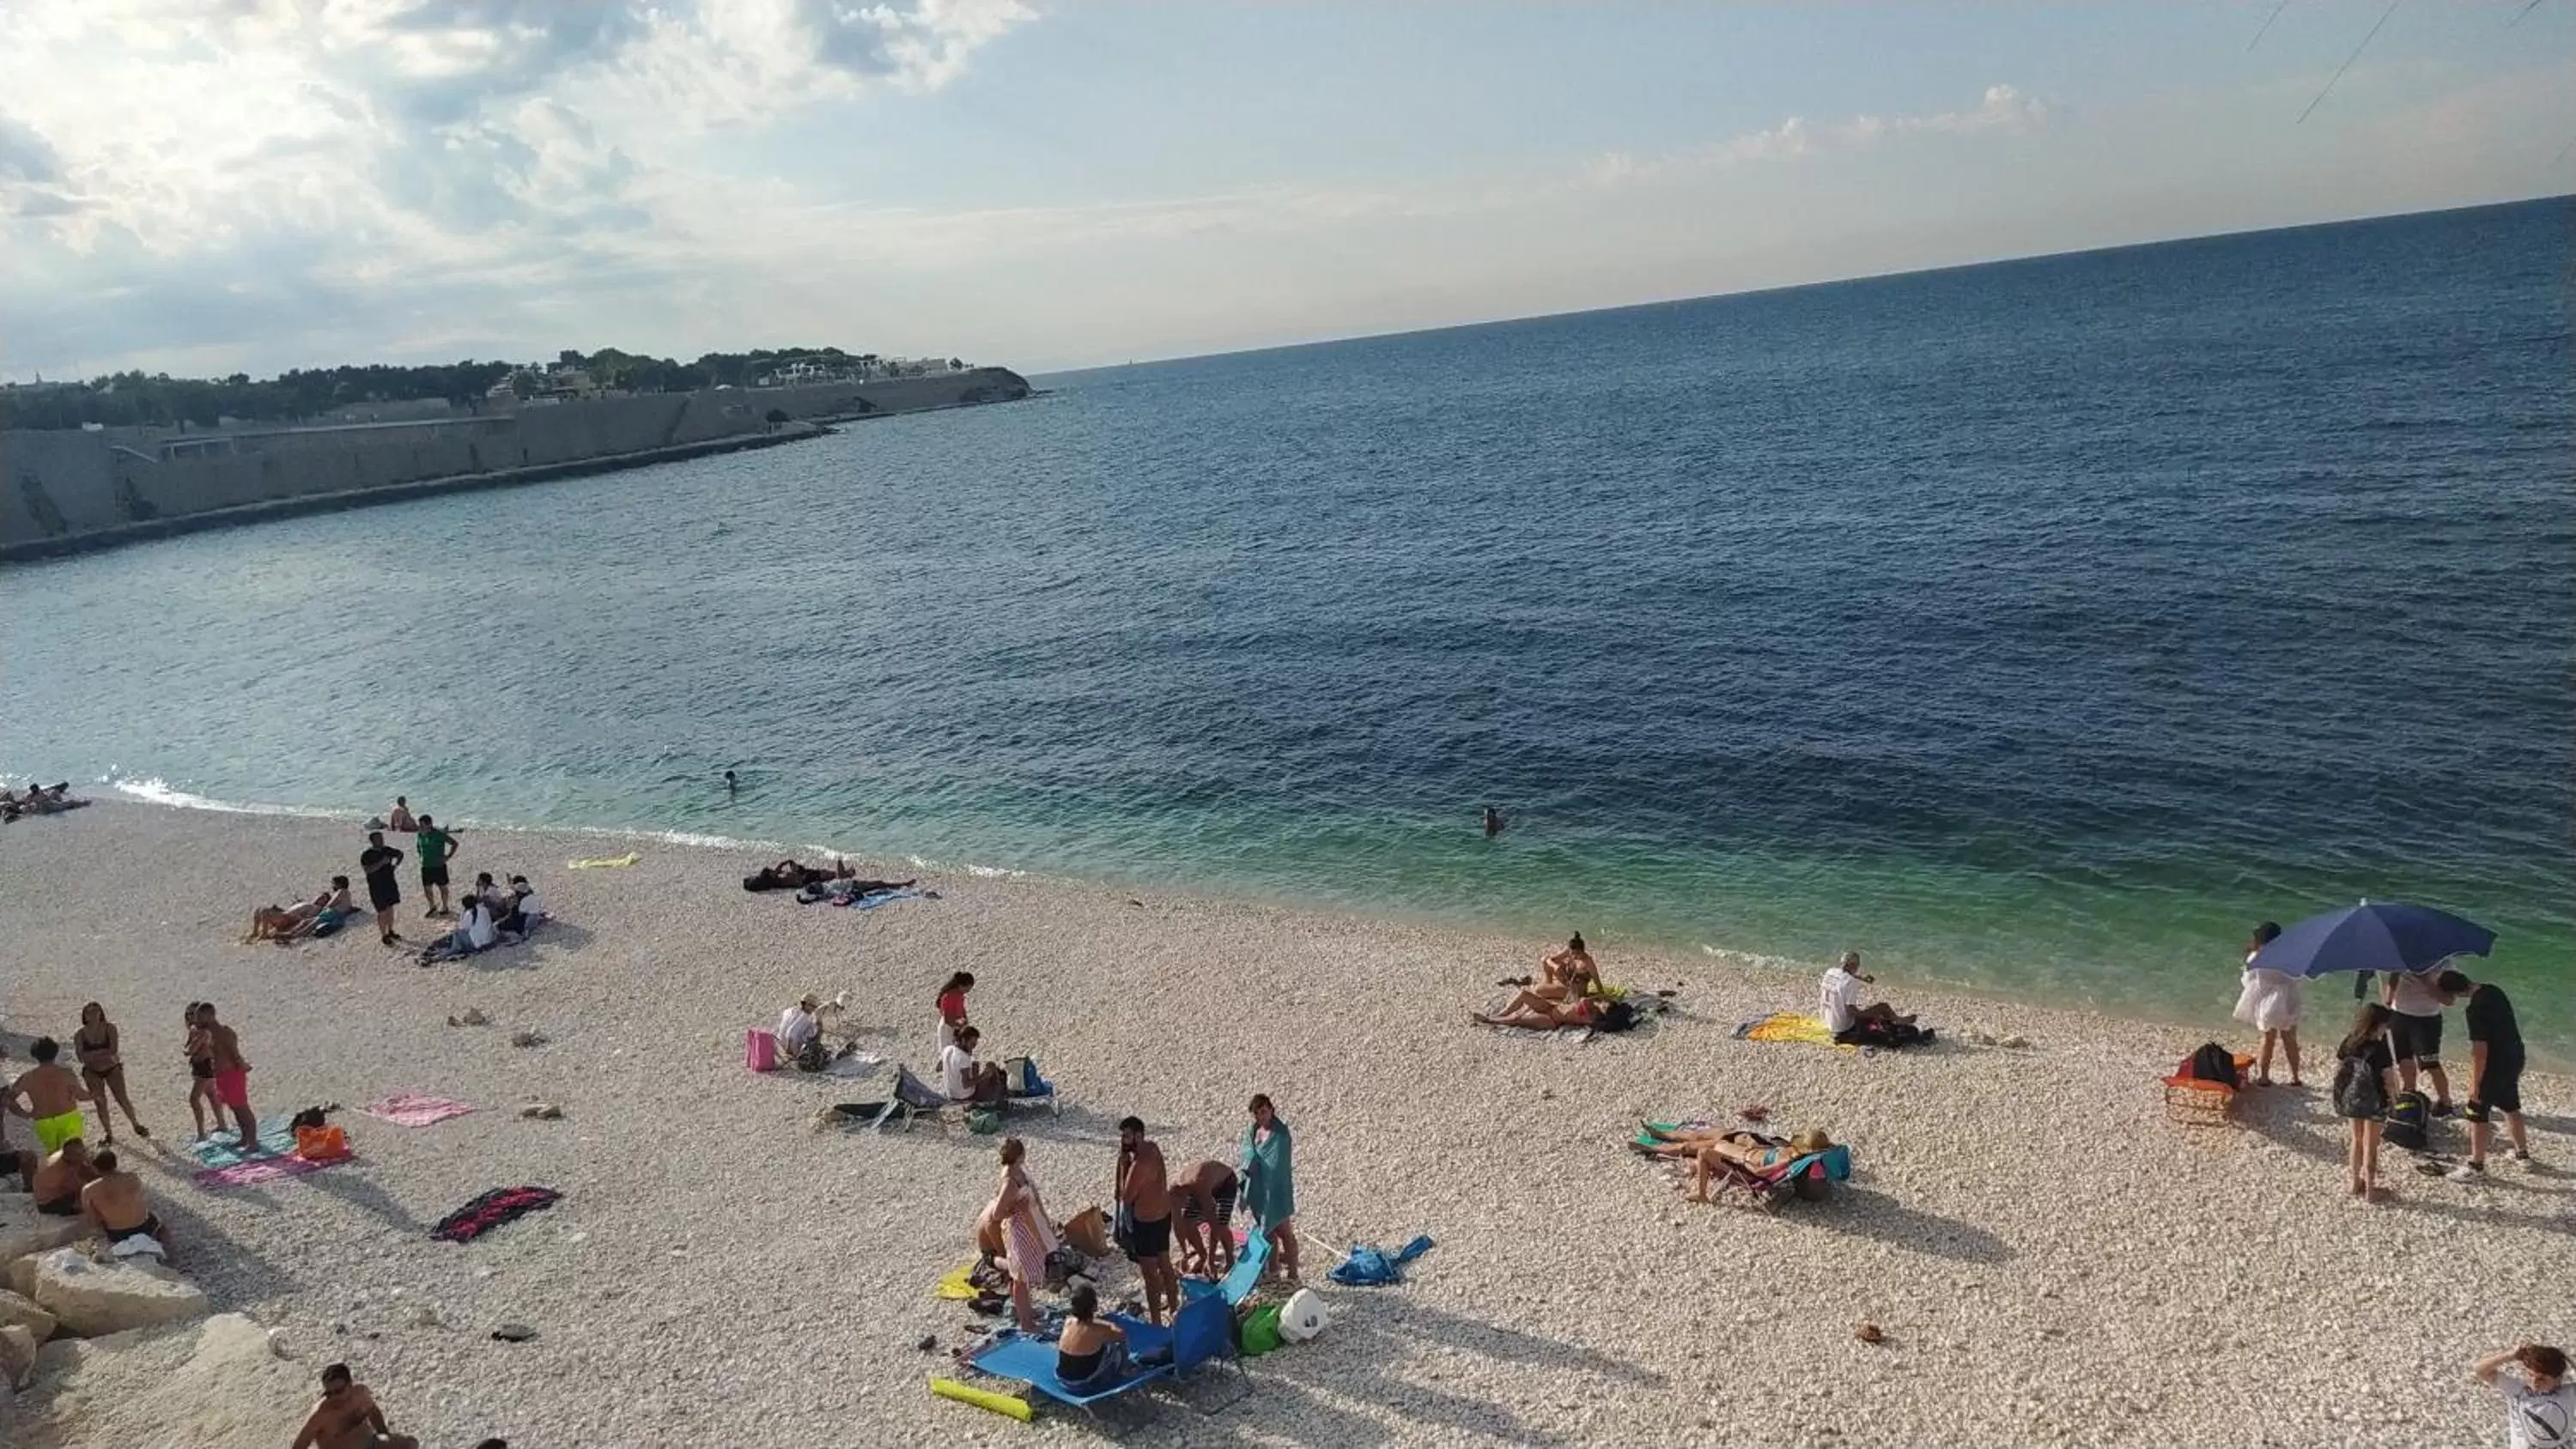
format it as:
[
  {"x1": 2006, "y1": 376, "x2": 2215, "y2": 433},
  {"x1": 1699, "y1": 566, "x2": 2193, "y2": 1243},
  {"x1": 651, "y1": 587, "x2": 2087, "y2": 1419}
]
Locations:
[{"x1": 1237, "y1": 1093, "x2": 1299, "y2": 1282}]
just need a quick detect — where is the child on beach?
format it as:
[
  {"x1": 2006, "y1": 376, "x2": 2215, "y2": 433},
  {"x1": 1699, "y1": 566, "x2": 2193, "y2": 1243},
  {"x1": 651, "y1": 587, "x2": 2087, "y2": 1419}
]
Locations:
[
  {"x1": 2232, "y1": 921, "x2": 2301, "y2": 1085},
  {"x1": 2331, "y1": 1003, "x2": 2397, "y2": 1203},
  {"x1": 937, "y1": 971, "x2": 975, "y2": 1051},
  {"x1": 2471, "y1": 1343, "x2": 2569, "y2": 1449},
  {"x1": 183, "y1": 1003, "x2": 219, "y2": 1140}
]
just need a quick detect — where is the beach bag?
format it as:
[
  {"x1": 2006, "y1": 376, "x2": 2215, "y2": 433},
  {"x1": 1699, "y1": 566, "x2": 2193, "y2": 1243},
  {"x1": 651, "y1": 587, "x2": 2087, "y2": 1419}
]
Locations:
[
  {"x1": 293, "y1": 1125, "x2": 349, "y2": 1162},
  {"x1": 965, "y1": 1106, "x2": 1002, "y2": 1135},
  {"x1": 2384, "y1": 1090, "x2": 2430, "y2": 1151},
  {"x1": 1004, "y1": 1056, "x2": 1042, "y2": 1094},
  {"x1": 1062, "y1": 1206, "x2": 1112, "y2": 1258},
  {"x1": 1239, "y1": 1304, "x2": 1285, "y2": 1356},
  {"x1": 744, "y1": 1029, "x2": 779, "y2": 1073}
]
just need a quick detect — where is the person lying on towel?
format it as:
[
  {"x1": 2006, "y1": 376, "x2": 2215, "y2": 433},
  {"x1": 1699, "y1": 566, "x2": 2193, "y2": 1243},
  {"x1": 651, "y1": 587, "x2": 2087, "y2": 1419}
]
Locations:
[
  {"x1": 1474, "y1": 989, "x2": 1635, "y2": 1033},
  {"x1": 1641, "y1": 1125, "x2": 1838, "y2": 1203},
  {"x1": 744, "y1": 858, "x2": 855, "y2": 892},
  {"x1": 940, "y1": 1026, "x2": 1010, "y2": 1103},
  {"x1": 1821, "y1": 952, "x2": 1928, "y2": 1047}
]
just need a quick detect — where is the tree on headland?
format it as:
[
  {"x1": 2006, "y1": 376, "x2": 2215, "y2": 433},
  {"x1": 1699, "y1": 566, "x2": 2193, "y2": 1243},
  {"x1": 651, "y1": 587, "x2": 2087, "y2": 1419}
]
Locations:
[{"x1": 0, "y1": 344, "x2": 922, "y2": 430}]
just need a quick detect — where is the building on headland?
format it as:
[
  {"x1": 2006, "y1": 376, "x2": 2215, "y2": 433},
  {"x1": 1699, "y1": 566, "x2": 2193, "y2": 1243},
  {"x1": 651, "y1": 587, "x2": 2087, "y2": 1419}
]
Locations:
[{"x1": 3, "y1": 367, "x2": 1033, "y2": 560}]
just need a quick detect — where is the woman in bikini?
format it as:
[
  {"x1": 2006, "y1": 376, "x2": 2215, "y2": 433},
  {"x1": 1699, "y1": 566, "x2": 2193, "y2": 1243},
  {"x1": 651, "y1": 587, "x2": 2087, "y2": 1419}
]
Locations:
[
  {"x1": 73, "y1": 1003, "x2": 148, "y2": 1144},
  {"x1": 182, "y1": 1003, "x2": 220, "y2": 1140},
  {"x1": 1640, "y1": 1125, "x2": 1834, "y2": 1203},
  {"x1": 1538, "y1": 933, "x2": 1600, "y2": 999},
  {"x1": 1474, "y1": 988, "x2": 1604, "y2": 1031}
]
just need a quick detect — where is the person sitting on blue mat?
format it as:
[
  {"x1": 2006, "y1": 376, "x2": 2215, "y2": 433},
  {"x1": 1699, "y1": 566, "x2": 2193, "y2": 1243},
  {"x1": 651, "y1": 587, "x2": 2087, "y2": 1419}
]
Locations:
[{"x1": 1056, "y1": 1282, "x2": 1135, "y2": 1391}]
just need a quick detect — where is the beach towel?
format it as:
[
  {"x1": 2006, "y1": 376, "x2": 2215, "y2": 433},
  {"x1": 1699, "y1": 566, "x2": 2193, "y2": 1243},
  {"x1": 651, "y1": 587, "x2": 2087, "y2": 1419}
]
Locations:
[
  {"x1": 1328, "y1": 1234, "x2": 1434, "y2": 1287},
  {"x1": 1733, "y1": 1012, "x2": 1856, "y2": 1052},
  {"x1": 568, "y1": 852, "x2": 639, "y2": 870},
  {"x1": 362, "y1": 1093, "x2": 476, "y2": 1128},
  {"x1": 848, "y1": 886, "x2": 933, "y2": 911},
  {"x1": 432, "y1": 1185, "x2": 562, "y2": 1243},
  {"x1": 186, "y1": 1116, "x2": 301, "y2": 1168},
  {"x1": 935, "y1": 1262, "x2": 988, "y2": 1300},
  {"x1": 194, "y1": 1155, "x2": 335, "y2": 1189}
]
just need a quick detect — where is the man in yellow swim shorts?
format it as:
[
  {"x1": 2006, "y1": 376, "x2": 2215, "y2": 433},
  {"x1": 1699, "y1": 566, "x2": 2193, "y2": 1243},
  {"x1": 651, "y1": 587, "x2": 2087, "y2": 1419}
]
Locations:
[{"x1": 8, "y1": 1037, "x2": 93, "y2": 1168}]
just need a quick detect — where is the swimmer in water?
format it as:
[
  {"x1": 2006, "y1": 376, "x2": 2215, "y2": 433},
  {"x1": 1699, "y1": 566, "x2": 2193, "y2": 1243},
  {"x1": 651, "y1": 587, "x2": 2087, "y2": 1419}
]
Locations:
[
  {"x1": 1482, "y1": 805, "x2": 1506, "y2": 838},
  {"x1": 725, "y1": 770, "x2": 738, "y2": 797}
]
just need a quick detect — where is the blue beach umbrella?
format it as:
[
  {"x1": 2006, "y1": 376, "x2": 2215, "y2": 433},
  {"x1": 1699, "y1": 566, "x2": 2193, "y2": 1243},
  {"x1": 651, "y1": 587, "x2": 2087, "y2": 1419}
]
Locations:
[{"x1": 2249, "y1": 900, "x2": 2494, "y2": 979}]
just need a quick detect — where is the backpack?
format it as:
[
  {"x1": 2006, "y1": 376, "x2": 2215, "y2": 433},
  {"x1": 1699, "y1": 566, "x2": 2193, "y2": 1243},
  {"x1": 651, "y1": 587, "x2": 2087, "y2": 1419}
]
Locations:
[
  {"x1": 2331, "y1": 1053, "x2": 2388, "y2": 1120},
  {"x1": 2383, "y1": 1090, "x2": 2430, "y2": 1151}
]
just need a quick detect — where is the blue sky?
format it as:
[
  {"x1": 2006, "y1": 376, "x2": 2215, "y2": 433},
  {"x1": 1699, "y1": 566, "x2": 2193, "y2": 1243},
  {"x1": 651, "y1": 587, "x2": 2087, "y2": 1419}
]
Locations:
[{"x1": 0, "y1": 2, "x2": 2567, "y2": 379}]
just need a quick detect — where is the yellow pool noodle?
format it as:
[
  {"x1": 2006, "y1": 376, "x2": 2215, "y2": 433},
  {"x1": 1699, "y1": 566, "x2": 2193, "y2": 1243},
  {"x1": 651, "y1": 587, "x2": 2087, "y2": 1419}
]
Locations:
[{"x1": 931, "y1": 1377, "x2": 1032, "y2": 1422}]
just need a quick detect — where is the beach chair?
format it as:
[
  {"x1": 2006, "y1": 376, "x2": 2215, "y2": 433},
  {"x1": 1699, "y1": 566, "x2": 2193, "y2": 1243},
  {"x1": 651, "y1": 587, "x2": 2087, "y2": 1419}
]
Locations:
[{"x1": 967, "y1": 1288, "x2": 1245, "y2": 1420}]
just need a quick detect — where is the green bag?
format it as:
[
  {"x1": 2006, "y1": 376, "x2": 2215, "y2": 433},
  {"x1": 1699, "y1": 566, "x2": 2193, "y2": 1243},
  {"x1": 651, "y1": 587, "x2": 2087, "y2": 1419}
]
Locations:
[
  {"x1": 1240, "y1": 1304, "x2": 1284, "y2": 1356},
  {"x1": 965, "y1": 1106, "x2": 1003, "y2": 1135}
]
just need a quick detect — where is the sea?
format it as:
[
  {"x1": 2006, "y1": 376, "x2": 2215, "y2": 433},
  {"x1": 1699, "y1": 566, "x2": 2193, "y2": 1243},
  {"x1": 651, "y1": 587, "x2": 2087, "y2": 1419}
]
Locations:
[{"x1": 5, "y1": 197, "x2": 2569, "y2": 1057}]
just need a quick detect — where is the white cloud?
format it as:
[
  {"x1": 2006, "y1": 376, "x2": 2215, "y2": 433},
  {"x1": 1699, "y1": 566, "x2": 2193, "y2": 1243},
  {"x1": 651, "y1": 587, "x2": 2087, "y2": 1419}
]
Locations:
[
  {"x1": 0, "y1": 0, "x2": 1036, "y2": 373},
  {"x1": 1589, "y1": 85, "x2": 2050, "y2": 191}
]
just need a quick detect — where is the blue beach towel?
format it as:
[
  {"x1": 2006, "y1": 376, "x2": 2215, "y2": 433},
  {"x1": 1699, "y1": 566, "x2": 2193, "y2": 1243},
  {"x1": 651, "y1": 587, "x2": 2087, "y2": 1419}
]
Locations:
[
  {"x1": 1328, "y1": 1234, "x2": 1434, "y2": 1287},
  {"x1": 847, "y1": 887, "x2": 934, "y2": 911},
  {"x1": 185, "y1": 1115, "x2": 300, "y2": 1168}
]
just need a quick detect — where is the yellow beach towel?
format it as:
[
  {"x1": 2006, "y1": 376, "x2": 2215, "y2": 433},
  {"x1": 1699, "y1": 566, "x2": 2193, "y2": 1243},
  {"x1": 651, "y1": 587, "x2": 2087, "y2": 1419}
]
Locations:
[
  {"x1": 1734, "y1": 1012, "x2": 1855, "y2": 1051},
  {"x1": 933, "y1": 1262, "x2": 981, "y2": 1300},
  {"x1": 568, "y1": 852, "x2": 640, "y2": 870}
]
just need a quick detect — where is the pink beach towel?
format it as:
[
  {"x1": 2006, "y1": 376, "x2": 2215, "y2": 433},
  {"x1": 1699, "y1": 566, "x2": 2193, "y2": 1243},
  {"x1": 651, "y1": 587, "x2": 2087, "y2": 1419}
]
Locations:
[
  {"x1": 194, "y1": 1155, "x2": 334, "y2": 1189},
  {"x1": 363, "y1": 1093, "x2": 477, "y2": 1128}
]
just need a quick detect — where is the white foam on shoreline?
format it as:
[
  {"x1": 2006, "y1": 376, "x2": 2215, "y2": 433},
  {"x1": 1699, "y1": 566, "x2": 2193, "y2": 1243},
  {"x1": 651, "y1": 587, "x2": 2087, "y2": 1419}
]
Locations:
[{"x1": 106, "y1": 775, "x2": 356, "y2": 822}]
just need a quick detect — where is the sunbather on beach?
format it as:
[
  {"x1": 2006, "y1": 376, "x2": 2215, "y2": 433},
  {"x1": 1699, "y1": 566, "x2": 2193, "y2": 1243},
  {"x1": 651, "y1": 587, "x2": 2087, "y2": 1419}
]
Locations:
[
  {"x1": 940, "y1": 1026, "x2": 1008, "y2": 1104},
  {"x1": 1056, "y1": 1282, "x2": 1135, "y2": 1388},
  {"x1": 1539, "y1": 933, "x2": 1599, "y2": 998},
  {"x1": 32, "y1": 1137, "x2": 97, "y2": 1215},
  {"x1": 985, "y1": 1137, "x2": 1057, "y2": 1333},
  {"x1": 183, "y1": 1003, "x2": 219, "y2": 1139},
  {"x1": 1641, "y1": 1125, "x2": 1834, "y2": 1202},
  {"x1": 246, "y1": 894, "x2": 326, "y2": 943},
  {"x1": 1170, "y1": 1159, "x2": 1240, "y2": 1278},
  {"x1": 1475, "y1": 988, "x2": 1631, "y2": 1031},
  {"x1": 80, "y1": 1148, "x2": 171, "y2": 1259},
  {"x1": 201, "y1": 1005, "x2": 258, "y2": 1154},
  {"x1": 4, "y1": 1037, "x2": 91, "y2": 1164},
  {"x1": 385, "y1": 797, "x2": 418, "y2": 833},
  {"x1": 1115, "y1": 1117, "x2": 1179, "y2": 1325},
  {"x1": 291, "y1": 1362, "x2": 421, "y2": 1449},
  {"x1": 73, "y1": 1003, "x2": 149, "y2": 1143},
  {"x1": 1821, "y1": 952, "x2": 1921, "y2": 1046},
  {"x1": 1240, "y1": 1094, "x2": 1299, "y2": 1282},
  {"x1": 936, "y1": 971, "x2": 975, "y2": 1051},
  {"x1": 744, "y1": 858, "x2": 859, "y2": 892}
]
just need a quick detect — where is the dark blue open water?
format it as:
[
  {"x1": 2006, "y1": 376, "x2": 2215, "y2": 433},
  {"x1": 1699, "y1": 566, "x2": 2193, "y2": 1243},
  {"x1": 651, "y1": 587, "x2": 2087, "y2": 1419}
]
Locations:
[{"x1": 5, "y1": 197, "x2": 2570, "y2": 1052}]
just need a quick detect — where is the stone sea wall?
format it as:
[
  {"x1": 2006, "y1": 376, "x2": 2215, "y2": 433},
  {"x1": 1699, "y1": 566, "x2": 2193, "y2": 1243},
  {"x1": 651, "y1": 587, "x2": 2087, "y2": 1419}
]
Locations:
[{"x1": 0, "y1": 367, "x2": 1029, "y2": 561}]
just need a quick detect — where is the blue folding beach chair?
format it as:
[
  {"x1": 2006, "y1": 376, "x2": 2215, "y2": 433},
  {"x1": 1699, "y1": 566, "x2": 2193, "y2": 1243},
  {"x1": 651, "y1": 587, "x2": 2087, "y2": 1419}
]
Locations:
[
  {"x1": 968, "y1": 1286, "x2": 1245, "y2": 1418},
  {"x1": 870, "y1": 1058, "x2": 1063, "y2": 1131}
]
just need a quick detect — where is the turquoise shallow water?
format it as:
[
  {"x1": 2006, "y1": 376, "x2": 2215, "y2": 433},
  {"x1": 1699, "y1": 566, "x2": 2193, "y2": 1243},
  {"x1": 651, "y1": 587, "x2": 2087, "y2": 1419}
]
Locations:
[{"x1": 4, "y1": 198, "x2": 2570, "y2": 1054}]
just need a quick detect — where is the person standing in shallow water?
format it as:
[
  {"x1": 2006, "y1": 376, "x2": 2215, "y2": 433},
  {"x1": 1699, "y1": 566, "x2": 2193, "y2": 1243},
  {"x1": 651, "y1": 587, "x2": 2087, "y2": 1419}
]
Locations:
[
  {"x1": 1239, "y1": 1093, "x2": 1299, "y2": 1282},
  {"x1": 725, "y1": 770, "x2": 738, "y2": 797},
  {"x1": 2233, "y1": 921, "x2": 2301, "y2": 1086},
  {"x1": 1481, "y1": 804, "x2": 1506, "y2": 838}
]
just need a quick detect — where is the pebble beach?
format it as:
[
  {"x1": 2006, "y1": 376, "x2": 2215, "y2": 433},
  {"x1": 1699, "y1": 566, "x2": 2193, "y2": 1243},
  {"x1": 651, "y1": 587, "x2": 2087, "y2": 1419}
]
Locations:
[{"x1": 2, "y1": 800, "x2": 2567, "y2": 1447}]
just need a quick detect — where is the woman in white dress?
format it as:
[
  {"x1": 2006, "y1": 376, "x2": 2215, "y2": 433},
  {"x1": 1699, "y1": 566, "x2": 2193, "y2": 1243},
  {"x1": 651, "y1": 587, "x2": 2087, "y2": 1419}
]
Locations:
[{"x1": 2232, "y1": 920, "x2": 2301, "y2": 1085}]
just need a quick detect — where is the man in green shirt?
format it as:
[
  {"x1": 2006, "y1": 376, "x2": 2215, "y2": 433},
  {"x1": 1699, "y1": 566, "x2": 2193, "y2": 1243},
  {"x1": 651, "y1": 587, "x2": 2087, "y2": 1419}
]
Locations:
[{"x1": 414, "y1": 815, "x2": 461, "y2": 919}]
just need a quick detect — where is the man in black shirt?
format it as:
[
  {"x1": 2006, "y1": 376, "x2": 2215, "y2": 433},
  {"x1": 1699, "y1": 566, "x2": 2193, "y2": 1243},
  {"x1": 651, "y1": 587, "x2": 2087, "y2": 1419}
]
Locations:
[
  {"x1": 358, "y1": 831, "x2": 407, "y2": 948},
  {"x1": 2437, "y1": 970, "x2": 2528, "y2": 1179}
]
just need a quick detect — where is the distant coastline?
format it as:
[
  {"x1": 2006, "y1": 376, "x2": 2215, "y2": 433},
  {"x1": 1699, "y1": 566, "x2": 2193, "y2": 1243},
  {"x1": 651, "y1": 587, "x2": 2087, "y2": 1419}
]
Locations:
[{"x1": 0, "y1": 366, "x2": 1032, "y2": 562}]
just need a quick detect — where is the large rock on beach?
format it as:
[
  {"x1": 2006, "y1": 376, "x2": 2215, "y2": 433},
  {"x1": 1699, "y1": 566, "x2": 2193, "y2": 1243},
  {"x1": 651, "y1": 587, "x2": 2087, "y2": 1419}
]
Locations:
[
  {"x1": 28, "y1": 1249, "x2": 207, "y2": 1337},
  {"x1": 9, "y1": 1313, "x2": 303, "y2": 1449},
  {"x1": 0, "y1": 1288, "x2": 55, "y2": 1342},
  {"x1": 0, "y1": 1217, "x2": 86, "y2": 1277},
  {"x1": 0, "y1": 1323, "x2": 37, "y2": 1389}
]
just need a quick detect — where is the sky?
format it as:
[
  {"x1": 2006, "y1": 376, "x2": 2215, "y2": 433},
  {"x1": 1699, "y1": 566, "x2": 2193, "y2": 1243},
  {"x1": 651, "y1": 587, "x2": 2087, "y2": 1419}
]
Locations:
[{"x1": 0, "y1": 1, "x2": 2569, "y2": 381}]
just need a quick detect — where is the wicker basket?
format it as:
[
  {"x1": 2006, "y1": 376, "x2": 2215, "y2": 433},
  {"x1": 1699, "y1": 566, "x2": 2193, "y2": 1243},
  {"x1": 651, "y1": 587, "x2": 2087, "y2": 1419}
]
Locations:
[{"x1": 2162, "y1": 1076, "x2": 2236, "y2": 1125}]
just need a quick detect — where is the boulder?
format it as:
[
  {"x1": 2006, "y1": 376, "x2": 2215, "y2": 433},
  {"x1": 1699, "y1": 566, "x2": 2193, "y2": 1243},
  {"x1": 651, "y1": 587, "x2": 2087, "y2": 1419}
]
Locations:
[
  {"x1": 1, "y1": 1322, "x2": 37, "y2": 1389},
  {"x1": 0, "y1": 1288, "x2": 56, "y2": 1342},
  {"x1": 29, "y1": 1250, "x2": 208, "y2": 1338},
  {"x1": 15, "y1": 1313, "x2": 305, "y2": 1449},
  {"x1": 4, "y1": 1252, "x2": 40, "y2": 1299},
  {"x1": 0, "y1": 1218, "x2": 87, "y2": 1275}
]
